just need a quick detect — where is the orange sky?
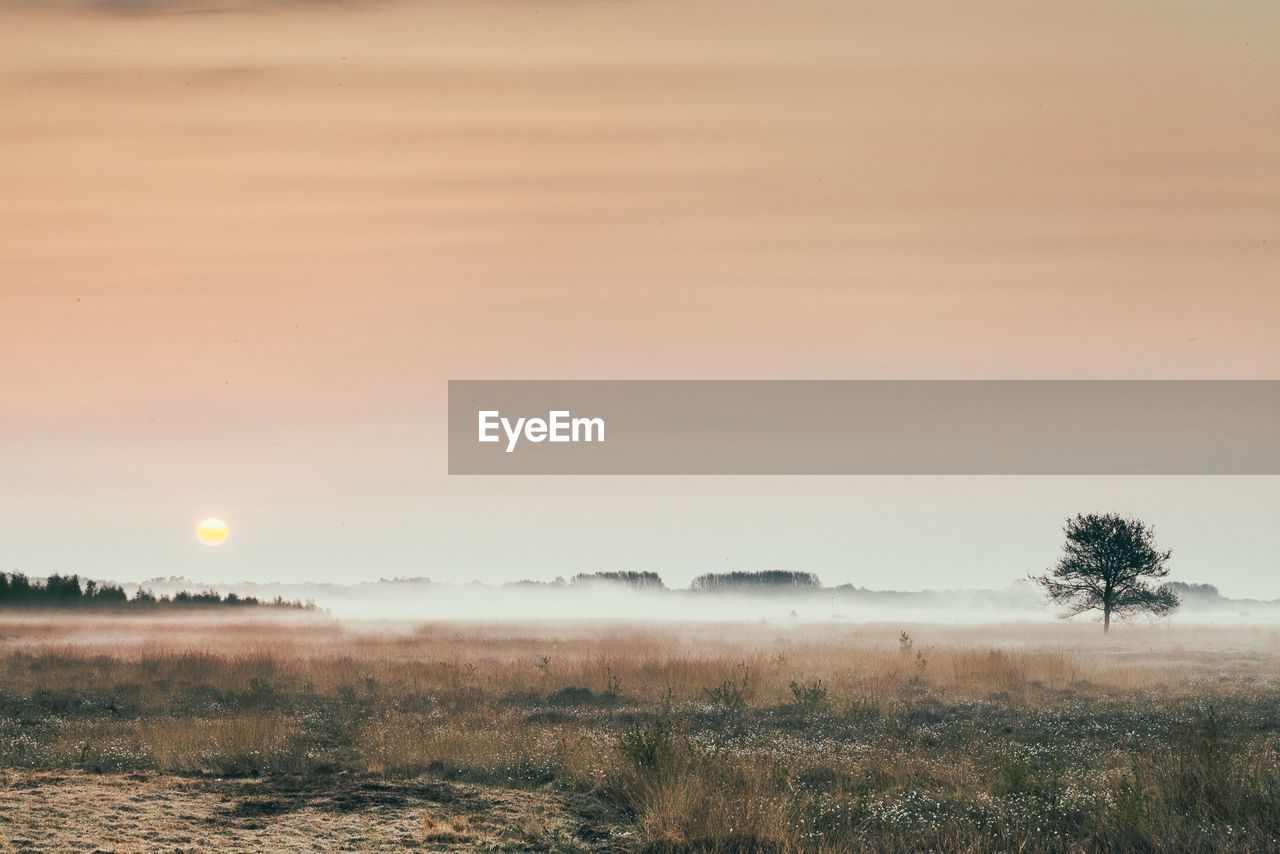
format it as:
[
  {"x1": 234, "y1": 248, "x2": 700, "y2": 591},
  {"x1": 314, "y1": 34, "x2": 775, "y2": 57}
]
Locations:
[{"x1": 1, "y1": 0, "x2": 1277, "y2": 593}]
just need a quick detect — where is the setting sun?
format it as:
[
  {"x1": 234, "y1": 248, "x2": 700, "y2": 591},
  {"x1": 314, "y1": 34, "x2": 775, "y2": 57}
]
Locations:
[{"x1": 195, "y1": 518, "x2": 229, "y2": 547}]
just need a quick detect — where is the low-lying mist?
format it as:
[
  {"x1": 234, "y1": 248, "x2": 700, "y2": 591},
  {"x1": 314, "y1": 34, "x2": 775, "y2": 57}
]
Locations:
[{"x1": 87, "y1": 576, "x2": 1280, "y2": 625}]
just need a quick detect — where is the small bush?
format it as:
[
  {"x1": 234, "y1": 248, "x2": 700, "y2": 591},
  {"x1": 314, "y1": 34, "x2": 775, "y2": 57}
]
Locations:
[
  {"x1": 788, "y1": 679, "x2": 828, "y2": 714},
  {"x1": 618, "y1": 718, "x2": 674, "y2": 771}
]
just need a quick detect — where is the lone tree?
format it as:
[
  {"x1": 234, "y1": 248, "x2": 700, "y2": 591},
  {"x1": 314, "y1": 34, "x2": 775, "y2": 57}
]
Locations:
[{"x1": 1034, "y1": 513, "x2": 1180, "y2": 632}]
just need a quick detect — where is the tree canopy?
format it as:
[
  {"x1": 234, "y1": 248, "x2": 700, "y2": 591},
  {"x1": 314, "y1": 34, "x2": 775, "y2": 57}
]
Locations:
[
  {"x1": 0, "y1": 572, "x2": 311, "y2": 611},
  {"x1": 1033, "y1": 513, "x2": 1179, "y2": 631},
  {"x1": 691, "y1": 571, "x2": 821, "y2": 593},
  {"x1": 571, "y1": 571, "x2": 666, "y2": 590}
]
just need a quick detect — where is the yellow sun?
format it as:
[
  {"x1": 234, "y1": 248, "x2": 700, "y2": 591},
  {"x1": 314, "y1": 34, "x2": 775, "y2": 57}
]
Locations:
[{"x1": 196, "y1": 517, "x2": 229, "y2": 547}]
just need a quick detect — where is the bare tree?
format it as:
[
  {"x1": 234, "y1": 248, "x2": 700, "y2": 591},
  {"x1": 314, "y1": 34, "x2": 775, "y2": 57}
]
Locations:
[{"x1": 1033, "y1": 513, "x2": 1179, "y2": 632}]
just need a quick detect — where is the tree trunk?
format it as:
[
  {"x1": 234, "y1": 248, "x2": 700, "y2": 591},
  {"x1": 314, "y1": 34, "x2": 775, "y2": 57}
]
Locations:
[{"x1": 1103, "y1": 607, "x2": 1111, "y2": 633}]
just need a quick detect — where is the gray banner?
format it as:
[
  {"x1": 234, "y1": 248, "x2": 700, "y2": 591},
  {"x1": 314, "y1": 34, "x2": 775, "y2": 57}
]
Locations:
[{"x1": 448, "y1": 381, "x2": 1279, "y2": 475}]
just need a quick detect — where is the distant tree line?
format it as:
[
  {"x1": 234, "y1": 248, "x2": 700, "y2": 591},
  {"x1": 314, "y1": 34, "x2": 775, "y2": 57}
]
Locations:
[
  {"x1": 506, "y1": 570, "x2": 822, "y2": 592},
  {"x1": 691, "y1": 571, "x2": 822, "y2": 592},
  {"x1": 504, "y1": 577, "x2": 567, "y2": 589},
  {"x1": 571, "y1": 571, "x2": 666, "y2": 590},
  {"x1": 1162, "y1": 581, "x2": 1219, "y2": 598},
  {"x1": 0, "y1": 572, "x2": 313, "y2": 610}
]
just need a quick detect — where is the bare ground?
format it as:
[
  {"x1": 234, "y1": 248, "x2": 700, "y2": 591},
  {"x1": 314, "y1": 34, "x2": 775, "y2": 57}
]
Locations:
[{"x1": 0, "y1": 770, "x2": 627, "y2": 853}]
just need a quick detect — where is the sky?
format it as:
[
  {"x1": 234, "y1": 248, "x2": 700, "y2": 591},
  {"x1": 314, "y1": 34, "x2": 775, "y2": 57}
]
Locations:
[{"x1": 1, "y1": 0, "x2": 1277, "y2": 596}]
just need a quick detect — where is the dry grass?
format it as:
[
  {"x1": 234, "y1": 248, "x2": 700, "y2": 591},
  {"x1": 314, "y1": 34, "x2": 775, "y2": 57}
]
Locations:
[{"x1": 1, "y1": 613, "x2": 1279, "y2": 851}]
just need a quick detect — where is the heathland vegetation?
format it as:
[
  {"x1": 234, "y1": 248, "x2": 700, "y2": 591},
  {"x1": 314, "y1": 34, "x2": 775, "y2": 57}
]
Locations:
[{"x1": 1, "y1": 616, "x2": 1277, "y2": 851}]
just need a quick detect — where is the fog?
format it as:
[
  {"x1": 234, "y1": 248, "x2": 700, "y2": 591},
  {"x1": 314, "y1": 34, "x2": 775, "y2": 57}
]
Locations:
[{"x1": 101, "y1": 576, "x2": 1280, "y2": 625}]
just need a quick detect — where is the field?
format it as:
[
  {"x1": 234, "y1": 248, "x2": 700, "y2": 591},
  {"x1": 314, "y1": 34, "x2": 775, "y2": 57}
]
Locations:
[{"x1": 1, "y1": 615, "x2": 1278, "y2": 852}]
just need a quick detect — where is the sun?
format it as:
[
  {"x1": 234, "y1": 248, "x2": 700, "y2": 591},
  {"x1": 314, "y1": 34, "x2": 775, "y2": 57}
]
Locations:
[{"x1": 196, "y1": 517, "x2": 229, "y2": 547}]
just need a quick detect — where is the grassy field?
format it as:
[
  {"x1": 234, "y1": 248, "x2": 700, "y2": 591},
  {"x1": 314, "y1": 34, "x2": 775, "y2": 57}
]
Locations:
[{"x1": 1, "y1": 615, "x2": 1278, "y2": 852}]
